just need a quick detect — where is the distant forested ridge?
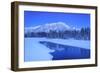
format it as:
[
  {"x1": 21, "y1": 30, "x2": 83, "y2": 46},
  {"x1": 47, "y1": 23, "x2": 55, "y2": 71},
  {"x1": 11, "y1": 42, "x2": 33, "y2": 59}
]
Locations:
[{"x1": 25, "y1": 27, "x2": 90, "y2": 40}]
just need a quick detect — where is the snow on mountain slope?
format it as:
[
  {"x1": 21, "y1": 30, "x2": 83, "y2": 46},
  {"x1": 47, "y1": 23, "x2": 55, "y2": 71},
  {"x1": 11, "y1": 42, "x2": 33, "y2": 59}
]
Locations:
[
  {"x1": 25, "y1": 22, "x2": 76, "y2": 33},
  {"x1": 25, "y1": 25, "x2": 41, "y2": 33},
  {"x1": 43, "y1": 22, "x2": 71, "y2": 32}
]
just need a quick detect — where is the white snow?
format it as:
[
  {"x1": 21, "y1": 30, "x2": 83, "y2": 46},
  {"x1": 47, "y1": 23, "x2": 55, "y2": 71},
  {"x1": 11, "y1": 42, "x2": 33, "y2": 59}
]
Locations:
[
  {"x1": 25, "y1": 22, "x2": 77, "y2": 33},
  {"x1": 24, "y1": 38, "x2": 90, "y2": 61},
  {"x1": 27, "y1": 38, "x2": 90, "y2": 49},
  {"x1": 44, "y1": 22, "x2": 71, "y2": 32},
  {"x1": 45, "y1": 38, "x2": 90, "y2": 49},
  {"x1": 24, "y1": 38, "x2": 54, "y2": 61}
]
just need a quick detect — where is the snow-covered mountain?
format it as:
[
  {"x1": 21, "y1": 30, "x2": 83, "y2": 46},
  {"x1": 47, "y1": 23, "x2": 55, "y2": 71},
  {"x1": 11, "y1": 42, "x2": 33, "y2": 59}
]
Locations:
[{"x1": 25, "y1": 22, "x2": 77, "y2": 33}]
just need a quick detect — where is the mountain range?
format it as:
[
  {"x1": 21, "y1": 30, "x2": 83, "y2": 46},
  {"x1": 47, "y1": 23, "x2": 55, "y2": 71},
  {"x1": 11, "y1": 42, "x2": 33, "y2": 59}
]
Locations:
[{"x1": 25, "y1": 22, "x2": 79, "y2": 33}]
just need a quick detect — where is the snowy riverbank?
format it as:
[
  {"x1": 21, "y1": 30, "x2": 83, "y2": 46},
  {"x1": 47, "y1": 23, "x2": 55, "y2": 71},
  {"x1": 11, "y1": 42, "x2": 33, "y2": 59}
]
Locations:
[{"x1": 24, "y1": 38, "x2": 90, "y2": 62}]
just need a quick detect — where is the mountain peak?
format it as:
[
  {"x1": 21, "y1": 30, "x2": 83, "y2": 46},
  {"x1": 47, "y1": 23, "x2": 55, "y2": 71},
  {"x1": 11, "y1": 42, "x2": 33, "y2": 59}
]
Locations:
[
  {"x1": 44, "y1": 22, "x2": 71, "y2": 32},
  {"x1": 45, "y1": 22, "x2": 70, "y2": 29}
]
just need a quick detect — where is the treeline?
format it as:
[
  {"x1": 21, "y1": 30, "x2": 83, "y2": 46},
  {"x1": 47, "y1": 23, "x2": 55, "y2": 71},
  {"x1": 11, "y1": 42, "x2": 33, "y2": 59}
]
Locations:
[{"x1": 25, "y1": 27, "x2": 90, "y2": 40}]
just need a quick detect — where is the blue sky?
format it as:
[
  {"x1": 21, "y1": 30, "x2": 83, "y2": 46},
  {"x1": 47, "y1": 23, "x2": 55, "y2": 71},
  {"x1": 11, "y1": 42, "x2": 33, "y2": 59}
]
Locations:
[{"x1": 24, "y1": 11, "x2": 90, "y2": 29}]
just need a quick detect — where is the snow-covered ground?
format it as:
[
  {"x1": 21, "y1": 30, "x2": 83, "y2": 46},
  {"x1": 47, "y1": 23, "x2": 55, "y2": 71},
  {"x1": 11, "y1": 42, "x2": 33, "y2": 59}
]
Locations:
[
  {"x1": 24, "y1": 38, "x2": 90, "y2": 62},
  {"x1": 45, "y1": 38, "x2": 90, "y2": 49},
  {"x1": 24, "y1": 38, "x2": 54, "y2": 62},
  {"x1": 26, "y1": 38, "x2": 90, "y2": 49}
]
